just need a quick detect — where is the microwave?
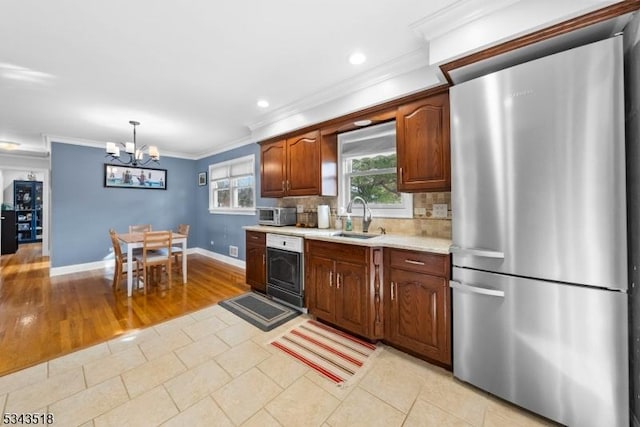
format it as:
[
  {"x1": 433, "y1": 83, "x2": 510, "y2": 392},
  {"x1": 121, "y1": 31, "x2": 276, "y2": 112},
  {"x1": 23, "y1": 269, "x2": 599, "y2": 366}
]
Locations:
[{"x1": 257, "y1": 207, "x2": 297, "y2": 226}]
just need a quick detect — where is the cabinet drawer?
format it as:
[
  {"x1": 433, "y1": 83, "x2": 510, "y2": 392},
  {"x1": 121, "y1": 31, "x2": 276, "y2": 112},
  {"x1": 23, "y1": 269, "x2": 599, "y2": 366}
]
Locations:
[
  {"x1": 307, "y1": 240, "x2": 367, "y2": 264},
  {"x1": 388, "y1": 248, "x2": 449, "y2": 277},
  {"x1": 246, "y1": 231, "x2": 266, "y2": 245}
]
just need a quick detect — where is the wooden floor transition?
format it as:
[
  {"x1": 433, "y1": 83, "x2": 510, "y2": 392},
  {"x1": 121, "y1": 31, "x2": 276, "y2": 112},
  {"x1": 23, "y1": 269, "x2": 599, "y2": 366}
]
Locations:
[{"x1": 0, "y1": 243, "x2": 249, "y2": 377}]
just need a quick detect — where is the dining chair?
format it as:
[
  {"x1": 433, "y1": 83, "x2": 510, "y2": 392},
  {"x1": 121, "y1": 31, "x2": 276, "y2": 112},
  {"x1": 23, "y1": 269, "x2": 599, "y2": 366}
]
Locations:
[
  {"x1": 170, "y1": 224, "x2": 190, "y2": 274},
  {"x1": 109, "y1": 228, "x2": 138, "y2": 291},
  {"x1": 129, "y1": 224, "x2": 152, "y2": 233},
  {"x1": 135, "y1": 231, "x2": 172, "y2": 294}
]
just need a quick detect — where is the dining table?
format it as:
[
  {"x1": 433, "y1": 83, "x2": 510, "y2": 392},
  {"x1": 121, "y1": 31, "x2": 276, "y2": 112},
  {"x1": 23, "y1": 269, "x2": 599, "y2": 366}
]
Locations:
[{"x1": 117, "y1": 231, "x2": 188, "y2": 297}]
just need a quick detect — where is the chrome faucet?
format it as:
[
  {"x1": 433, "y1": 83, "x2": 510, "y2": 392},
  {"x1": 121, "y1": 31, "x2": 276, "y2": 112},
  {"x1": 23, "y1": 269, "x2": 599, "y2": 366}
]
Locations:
[{"x1": 346, "y1": 196, "x2": 373, "y2": 233}]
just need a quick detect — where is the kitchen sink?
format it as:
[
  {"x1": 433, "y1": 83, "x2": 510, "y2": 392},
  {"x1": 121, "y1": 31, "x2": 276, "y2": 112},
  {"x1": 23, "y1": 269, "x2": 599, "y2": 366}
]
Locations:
[{"x1": 334, "y1": 232, "x2": 378, "y2": 240}]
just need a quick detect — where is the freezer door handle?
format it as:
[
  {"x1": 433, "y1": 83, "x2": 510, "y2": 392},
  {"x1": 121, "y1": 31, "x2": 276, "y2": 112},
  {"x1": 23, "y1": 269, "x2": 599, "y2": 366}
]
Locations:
[
  {"x1": 450, "y1": 280, "x2": 505, "y2": 298},
  {"x1": 449, "y1": 245, "x2": 504, "y2": 259}
]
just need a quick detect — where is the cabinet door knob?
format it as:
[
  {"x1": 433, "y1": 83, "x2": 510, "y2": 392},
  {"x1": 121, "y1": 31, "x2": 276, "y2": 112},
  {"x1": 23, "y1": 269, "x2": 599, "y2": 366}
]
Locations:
[
  {"x1": 336, "y1": 273, "x2": 341, "y2": 289},
  {"x1": 282, "y1": 181, "x2": 285, "y2": 191},
  {"x1": 329, "y1": 271, "x2": 333, "y2": 287},
  {"x1": 391, "y1": 281, "x2": 396, "y2": 300}
]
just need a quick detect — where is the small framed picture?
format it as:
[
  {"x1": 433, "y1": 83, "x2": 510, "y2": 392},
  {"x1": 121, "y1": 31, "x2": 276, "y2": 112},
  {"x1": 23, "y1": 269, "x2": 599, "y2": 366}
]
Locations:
[{"x1": 198, "y1": 172, "x2": 207, "y2": 186}]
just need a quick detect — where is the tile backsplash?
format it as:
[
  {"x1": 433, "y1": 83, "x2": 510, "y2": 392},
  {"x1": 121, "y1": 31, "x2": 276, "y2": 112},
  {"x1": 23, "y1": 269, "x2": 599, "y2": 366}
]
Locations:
[{"x1": 276, "y1": 192, "x2": 452, "y2": 239}]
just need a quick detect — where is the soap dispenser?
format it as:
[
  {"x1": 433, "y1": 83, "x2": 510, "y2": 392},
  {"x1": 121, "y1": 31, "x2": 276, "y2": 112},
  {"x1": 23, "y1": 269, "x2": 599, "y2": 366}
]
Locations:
[{"x1": 345, "y1": 214, "x2": 352, "y2": 231}]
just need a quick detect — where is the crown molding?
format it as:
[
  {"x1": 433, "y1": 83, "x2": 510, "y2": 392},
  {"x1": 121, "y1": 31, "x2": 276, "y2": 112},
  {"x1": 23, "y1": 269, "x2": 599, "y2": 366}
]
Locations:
[
  {"x1": 410, "y1": 0, "x2": 521, "y2": 42},
  {"x1": 46, "y1": 134, "x2": 106, "y2": 148},
  {"x1": 246, "y1": 48, "x2": 430, "y2": 133},
  {"x1": 194, "y1": 135, "x2": 255, "y2": 160},
  {"x1": 46, "y1": 134, "x2": 199, "y2": 160}
]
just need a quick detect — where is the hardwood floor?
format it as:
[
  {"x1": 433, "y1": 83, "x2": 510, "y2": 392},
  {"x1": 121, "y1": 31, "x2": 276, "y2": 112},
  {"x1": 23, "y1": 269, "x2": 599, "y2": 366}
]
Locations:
[{"x1": 0, "y1": 243, "x2": 249, "y2": 377}]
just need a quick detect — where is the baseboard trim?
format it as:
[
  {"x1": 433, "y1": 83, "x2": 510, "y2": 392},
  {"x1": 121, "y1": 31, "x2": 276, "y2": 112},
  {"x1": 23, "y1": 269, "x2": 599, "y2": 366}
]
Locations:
[
  {"x1": 191, "y1": 248, "x2": 246, "y2": 269},
  {"x1": 50, "y1": 260, "x2": 110, "y2": 276},
  {"x1": 49, "y1": 248, "x2": 245, "y2": 276}
]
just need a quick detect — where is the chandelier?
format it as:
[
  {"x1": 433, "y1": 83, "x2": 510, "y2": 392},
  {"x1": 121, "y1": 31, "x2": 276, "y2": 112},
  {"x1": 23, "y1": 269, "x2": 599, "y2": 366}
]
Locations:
[{"x1": 105, "y1": 120, "x2": 159, "y2": 166}]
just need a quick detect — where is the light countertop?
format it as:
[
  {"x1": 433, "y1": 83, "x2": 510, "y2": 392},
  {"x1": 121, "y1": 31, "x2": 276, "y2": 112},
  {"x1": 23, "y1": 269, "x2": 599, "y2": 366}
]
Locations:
[{"x1": 243, "y1": 225, "x2": 452, "y2": 254}]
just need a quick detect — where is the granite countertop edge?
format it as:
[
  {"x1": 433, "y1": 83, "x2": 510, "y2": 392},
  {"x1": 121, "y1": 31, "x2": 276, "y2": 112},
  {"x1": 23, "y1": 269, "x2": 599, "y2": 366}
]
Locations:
[{"x1": 243, "y1": 225, "x2": 452, "y2": 255}]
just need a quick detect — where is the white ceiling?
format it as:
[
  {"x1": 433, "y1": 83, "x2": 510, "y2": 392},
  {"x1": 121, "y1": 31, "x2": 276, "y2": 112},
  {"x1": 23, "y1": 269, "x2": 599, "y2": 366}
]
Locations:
[{"x1": 0, "y1": 0, "x2": 621, "y2": 159}]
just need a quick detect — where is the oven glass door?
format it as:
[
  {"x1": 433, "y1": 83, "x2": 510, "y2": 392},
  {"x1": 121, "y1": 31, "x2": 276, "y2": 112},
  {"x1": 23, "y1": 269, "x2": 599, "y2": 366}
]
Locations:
[{"x1": 266, "y1": 247, "x2": 302, "y2": 295}]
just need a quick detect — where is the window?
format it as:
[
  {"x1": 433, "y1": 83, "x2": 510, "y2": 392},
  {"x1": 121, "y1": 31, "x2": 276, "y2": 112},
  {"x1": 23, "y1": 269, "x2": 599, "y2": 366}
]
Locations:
[
  {"x1": 338, "y1": 121, "x2": 412, "y2": 218},
  {"x1": 209, "y1": 154, "x2": 256, "y2": 214}
]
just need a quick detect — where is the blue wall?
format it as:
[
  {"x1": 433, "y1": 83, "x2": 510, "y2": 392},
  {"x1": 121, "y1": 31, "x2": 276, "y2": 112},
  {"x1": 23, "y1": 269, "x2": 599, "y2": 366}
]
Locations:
[
  {"x1": 50, "y1": 141, "x2": 278, "y2": 268},
  {"x1": 51, "y1": 142, "x2": 196, "y2": 267},
  {"x1": 194, "y1": 143, "x2": 276, "y2": 260}
]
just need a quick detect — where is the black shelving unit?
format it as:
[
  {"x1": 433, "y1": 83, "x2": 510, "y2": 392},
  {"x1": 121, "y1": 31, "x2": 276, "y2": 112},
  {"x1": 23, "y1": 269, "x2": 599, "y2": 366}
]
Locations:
[
  {"x1": 14, "y1": 180, "x2": 43, "y2": 243},
  {"x1": 1, "y1": 210, "x2": 18, "y2": 254}
]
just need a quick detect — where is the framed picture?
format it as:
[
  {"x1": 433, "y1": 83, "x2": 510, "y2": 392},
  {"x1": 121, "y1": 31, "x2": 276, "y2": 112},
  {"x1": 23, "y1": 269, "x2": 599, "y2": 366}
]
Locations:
[
  {"x1": 104, "y1": 164, "x2": 167, "y2": 190},
  {"x1": 198, "y1": 171, "x2": 207, "y2": 186}
]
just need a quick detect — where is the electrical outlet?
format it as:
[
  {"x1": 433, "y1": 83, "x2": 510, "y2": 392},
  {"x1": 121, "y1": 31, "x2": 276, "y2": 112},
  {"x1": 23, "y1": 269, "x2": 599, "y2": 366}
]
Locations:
[
  {"x1": 414, "y1": 207, "x2": 427, "y2": 216},
  {"x1": 210, "y1": 240, "x2": 214, "y2": 246},
  {"x1": 229, "y1": 245, "x2": 239, "y2": 257},
  {"x1": 432, "y1": 204, "x2": 448, "y2": 218},
  {"x1": 297, "y1": 204, "x2": 304, "y2": 213}
]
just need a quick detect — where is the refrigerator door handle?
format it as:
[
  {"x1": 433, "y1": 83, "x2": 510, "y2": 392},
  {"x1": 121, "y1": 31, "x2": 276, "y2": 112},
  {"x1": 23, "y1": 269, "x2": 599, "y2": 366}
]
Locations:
[
  {"x1": 450, "y1": 280, "x2": 505, "y2": 298},
  {"x1": 449, "y1": 245, "x2": 504, "y2": 259}
]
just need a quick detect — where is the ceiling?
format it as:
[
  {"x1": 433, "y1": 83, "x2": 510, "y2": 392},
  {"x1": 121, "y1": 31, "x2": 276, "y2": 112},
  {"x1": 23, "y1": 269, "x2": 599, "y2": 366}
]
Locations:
[{"x1": 0, "y1": 0, "x2": 621, "y2": 159}]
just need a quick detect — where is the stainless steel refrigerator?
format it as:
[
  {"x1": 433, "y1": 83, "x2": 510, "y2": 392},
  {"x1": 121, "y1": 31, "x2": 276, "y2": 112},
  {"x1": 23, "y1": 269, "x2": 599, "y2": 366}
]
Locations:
[{"x1": 450, "y1": 36, "x2": 629, "y2": 427}]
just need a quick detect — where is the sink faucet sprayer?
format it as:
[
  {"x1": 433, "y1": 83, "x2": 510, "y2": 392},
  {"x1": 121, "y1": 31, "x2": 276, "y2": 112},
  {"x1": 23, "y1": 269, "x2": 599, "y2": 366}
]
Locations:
[{"x1": 346, "y1": 196, "x2": 373, "y2": 233}]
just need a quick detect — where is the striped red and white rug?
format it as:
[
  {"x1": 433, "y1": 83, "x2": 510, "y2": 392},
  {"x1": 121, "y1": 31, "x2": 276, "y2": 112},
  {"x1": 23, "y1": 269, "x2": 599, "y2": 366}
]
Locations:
[{"x1": 270, "y1": 319, "x2": 380, "y2": 386}]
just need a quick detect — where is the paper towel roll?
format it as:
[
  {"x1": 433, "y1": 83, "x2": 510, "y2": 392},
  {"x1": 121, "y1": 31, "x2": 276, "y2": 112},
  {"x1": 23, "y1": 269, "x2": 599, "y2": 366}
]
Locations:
[{"x1": 317, "y1": 205, "x2": 330, "y2": 229}]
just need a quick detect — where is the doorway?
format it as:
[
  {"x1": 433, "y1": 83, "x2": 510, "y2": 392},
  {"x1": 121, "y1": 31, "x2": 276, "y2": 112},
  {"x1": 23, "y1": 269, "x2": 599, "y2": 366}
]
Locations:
[{"x1": 0, "y1": 167, "x2": 50, "y2": 257}]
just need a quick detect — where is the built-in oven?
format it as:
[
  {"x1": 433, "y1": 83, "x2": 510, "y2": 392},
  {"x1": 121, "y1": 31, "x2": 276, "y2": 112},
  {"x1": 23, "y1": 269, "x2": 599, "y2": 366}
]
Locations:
[{"x1": 266, "y1": 233, "x2": 304, "y2": 311}]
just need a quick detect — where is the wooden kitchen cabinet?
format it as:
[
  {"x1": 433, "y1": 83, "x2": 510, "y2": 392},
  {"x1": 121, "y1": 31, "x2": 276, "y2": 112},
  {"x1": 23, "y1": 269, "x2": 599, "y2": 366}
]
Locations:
[
  {"x1": 260, "y1": 140, "x2": 287, "y2": 198},
  {"x1": 384, "y1": 248, "x2": 451, "y2": 368},
  {"x1": 260, "y1": 129, "x2": 337, "y2": 198},
  {"x1": 245, "y1": 231, "x2": 266, "y2": 293},
  {"x1": 286, "y1": 131, "x2": 320, "y2": 196},
  {"x1": 396, "y1": 91, "x2": 451, "y2": 192},
  {"x1": 306, "y1": 240, "x2": 383, "y2": 339},
  {"x1": 260, "y1": 130, "x2": 319, "y2": 197},
  {"x1": 307, "y1": 255, "x2": 335, "y2": 319}
]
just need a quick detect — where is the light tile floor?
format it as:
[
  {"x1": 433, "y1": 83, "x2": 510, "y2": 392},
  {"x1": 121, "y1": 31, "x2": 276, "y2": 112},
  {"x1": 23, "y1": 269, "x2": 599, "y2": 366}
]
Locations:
[{"x1": 0, "y1": 305, "x2": 556, "y2": 426}]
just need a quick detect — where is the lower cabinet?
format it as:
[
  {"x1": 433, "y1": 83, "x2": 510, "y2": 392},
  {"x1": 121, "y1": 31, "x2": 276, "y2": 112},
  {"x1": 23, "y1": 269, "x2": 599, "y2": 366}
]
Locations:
[
  {"x1": 384, "y1": 248, "x2": 451, "y2": 368},
  {"x1": 306, "y1": 240, "x2": 383, "y2": 340},
  {"x1": 245, "y1": 231, "x2": 266, "y2": 293},
  {"x1": 284, "y1": 236, "x2": 451, "y2": 366}
]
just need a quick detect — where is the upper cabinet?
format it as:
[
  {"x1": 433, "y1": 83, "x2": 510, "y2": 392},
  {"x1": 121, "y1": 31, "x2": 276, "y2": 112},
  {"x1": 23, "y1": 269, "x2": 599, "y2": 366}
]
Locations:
[
  {"x1": 259, "y1": 87, "x2": 450, "y2": 197},
  {"x1": 260, "y1": 139, "x2": 287, "y2": 198},
  {"x1": 260, "y1": 129, "x2": 337, "y2": 198},
  {"x1": 396, "y1": 91, "x2": 451, "y2": 192},
  {"x1": 286, "y1": 131, "x2": 320, "y2": 196}
]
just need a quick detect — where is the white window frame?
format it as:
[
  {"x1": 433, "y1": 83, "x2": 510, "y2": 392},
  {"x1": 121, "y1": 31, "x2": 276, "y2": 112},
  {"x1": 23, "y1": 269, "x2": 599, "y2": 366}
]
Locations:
[
  {"x1": 337, "y1": 123, "x2": 412, "y2": 219},
  {"x1": 208, "y1": 154, "x2": 256, "y2": 215}
]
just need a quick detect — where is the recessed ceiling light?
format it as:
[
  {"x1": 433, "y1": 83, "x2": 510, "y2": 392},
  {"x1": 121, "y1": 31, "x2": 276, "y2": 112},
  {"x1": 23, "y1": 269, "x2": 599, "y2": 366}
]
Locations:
[
  {"x1": 257, "y1": 99, "x2": 269, "y2": 108},
  {"x1": 354, "y1": 120, "x2": 372, "y2": 127},
  {"x1": 349, "y1": 52, "x2": 366, "y2": 65}
]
